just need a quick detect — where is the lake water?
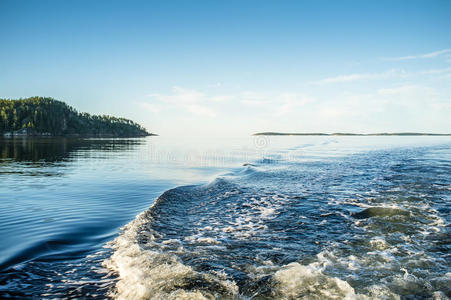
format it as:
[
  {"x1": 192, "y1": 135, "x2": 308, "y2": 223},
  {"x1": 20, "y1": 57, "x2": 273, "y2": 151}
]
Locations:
[{"x1": 0, "y1": 136, "x2": 450, "y2": 299}]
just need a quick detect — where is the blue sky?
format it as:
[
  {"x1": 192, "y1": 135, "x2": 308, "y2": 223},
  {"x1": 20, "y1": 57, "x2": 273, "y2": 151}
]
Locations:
[{"x1": 1, "y1": 0, "x2": 450, "y2": 136}]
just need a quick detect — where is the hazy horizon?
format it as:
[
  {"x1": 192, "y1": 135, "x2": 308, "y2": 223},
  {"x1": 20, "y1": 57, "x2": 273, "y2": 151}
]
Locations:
[{"x1": 1, "y1": 0, "x2": 450, "y2": 137}]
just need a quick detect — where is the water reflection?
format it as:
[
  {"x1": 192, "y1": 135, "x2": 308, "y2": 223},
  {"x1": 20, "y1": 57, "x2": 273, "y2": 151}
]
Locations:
[
  {"x1": 0, "y1": 138, "x2": 145, "y2": 161},
  {"x1": 0, "y1": 138, "x2": 146, "y2": 176},
  {"x1": 0, "y1": 137, "x2": 165, "y2": 273}
]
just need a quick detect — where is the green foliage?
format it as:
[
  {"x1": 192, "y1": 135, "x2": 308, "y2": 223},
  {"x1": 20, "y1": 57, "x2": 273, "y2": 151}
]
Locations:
[{"x1": 0, "y1": 97, "x2": 150, "y2": 137}]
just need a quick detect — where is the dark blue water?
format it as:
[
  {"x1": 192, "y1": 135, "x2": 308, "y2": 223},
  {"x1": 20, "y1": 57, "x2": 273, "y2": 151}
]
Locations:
[{"x1": 0, "y1": 136, "x2": 450, "y2": 299}]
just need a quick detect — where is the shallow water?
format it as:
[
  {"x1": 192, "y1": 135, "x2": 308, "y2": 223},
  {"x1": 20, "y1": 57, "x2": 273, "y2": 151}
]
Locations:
[{"x1": 0, "y1": 136, "x2": 450, "y2": 299}]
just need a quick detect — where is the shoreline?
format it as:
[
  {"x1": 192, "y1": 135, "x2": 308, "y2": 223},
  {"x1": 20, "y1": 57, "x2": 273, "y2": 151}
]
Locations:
[{"x1": 1, "y1": 132, "x2": 158, "y2": 138}]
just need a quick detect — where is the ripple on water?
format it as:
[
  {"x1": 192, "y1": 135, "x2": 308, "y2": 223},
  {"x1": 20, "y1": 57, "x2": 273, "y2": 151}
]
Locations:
[
  {"x1": 1, "y1": 139, "x2": 450, "y2": 299},
  {"x1": 103, "y1": 147, "x2": 450, "y2": 299}
]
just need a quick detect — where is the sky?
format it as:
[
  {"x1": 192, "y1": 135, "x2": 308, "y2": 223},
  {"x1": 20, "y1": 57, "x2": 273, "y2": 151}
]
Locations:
[{"x1": 1, "y1": 0, "x2": 451, "y2": 136}]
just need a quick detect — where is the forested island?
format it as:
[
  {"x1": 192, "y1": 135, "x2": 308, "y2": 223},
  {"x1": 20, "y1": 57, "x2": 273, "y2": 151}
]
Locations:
[
  {"x1": 0, "y1": 97, "x2": 153, "y2": 137},
  {"x1": 254, "y1": 132, "x2": 451, "y2": 136}
]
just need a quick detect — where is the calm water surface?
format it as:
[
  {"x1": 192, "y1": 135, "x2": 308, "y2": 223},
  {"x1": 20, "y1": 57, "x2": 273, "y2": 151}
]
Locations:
[{"x1": 0, "y1": 136, "x2": 450, "y2": 299}]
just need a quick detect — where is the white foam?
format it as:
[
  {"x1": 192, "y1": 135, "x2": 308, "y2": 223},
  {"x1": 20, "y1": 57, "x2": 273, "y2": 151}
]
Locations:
[
  {"x1": 103, "y1": 212, "x2": 237, "y2": 299},
  {"x1": 432, "y1": 291, "x2": 449, "y2": 300},
  {"x1": 259, "y1": 206, "x2": 276, "y2": 218},
  {"x1": 369, "y1": 237, "x2": 388, "y2": 250},
  {"x1": 195, "y1": 237, "x2": 221, "y2": 245},
  {"x1": 272, "y1": 262, "x2": 362, "y2": 299}
]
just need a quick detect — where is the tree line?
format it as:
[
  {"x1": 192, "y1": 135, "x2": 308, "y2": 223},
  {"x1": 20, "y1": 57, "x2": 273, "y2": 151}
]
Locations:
[{"x1": 0, "y1": 97, "x2": 151, "y2": 137}]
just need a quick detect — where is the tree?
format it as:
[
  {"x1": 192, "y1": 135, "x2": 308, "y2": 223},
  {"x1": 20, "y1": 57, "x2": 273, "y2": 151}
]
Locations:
[{"x1": 0, "y1": 97, "x2": 150, "y2": 137}]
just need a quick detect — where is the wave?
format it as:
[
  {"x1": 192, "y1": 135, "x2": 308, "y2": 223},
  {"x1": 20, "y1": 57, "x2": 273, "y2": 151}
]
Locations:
[
  {"x1": 103, "y1": 210, "x2": 238, "y2": 300},
  {"x1": 103, "y1": 204, "x2": 368, "y2": 299},
  {"x1": 352, "y1": 207, "x2": 411, "y2": 219},
  {"x1": 103, "y1": 146, "x2": 451, "y2": 299}
]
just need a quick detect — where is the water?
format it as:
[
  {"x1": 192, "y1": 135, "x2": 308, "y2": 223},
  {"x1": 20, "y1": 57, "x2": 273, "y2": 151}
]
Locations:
[{"x1": 0, "y1": 136, "x2": 450, "y2": 299}]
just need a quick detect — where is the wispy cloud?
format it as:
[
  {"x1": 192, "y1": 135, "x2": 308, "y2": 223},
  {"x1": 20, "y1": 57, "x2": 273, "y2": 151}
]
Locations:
[
  {"x1": 147, "y1": 86, "x2": 205, "y2": 104},
  {"x1": 239, "y1": 91, "x2": 315, "y2": 116},
  {"x1": 377, "y1": 85, "x2": 436, "y2": 97},
  {"x1": 143, "y1": 86, "x2": 218, "y2": 117},
  {"x1": 142, "y1": 87, "x2": 318, "y2": 121},
  {"x1": 185, "y1": 104, "x2": 216, "y2": 117},
  {"x1": 312, "y1": 66, "x2": 451, "y2": 85},
  {"x1": 274, "y1": 93, "x2": 315, "y2": 116},
  {"x1": 311, "y1": 69, "x2": 402, "y2": 85},
  {"x1": 139, "y1": 102, "x2": 161, "y2": 113},
  {"x1": 382, "y1": 49, "x2": 451, "y2": 61},
  {"x1": 417, "y1": 67, "x2": 451, "y2": 75},
  {"x1": 138, "y1": 82, "x2": 451, "y2": 136}
]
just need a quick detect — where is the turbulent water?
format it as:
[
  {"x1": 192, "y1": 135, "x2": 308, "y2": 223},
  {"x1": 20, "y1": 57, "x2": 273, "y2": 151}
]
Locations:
[{"x1": 0, "y1": 136, "x2": 450, "y2": 299}]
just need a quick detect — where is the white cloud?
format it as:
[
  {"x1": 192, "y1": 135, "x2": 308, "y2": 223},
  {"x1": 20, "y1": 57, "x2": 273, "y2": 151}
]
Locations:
[
  {"x1": 311, "y1": 66, "x2": 451, "y2": 85},
  {"x1": 241, "y1": 99, "x2": 263, "y2": 106},
  {"x1": 138, "y1": 82, "x2": 450, "y2": 136},
  {"x1": 383, "y1": 49, "x2": 451, "y2": 61},
  {"x1": 156, "y1": 86, "x2": 206, "y2": 104},
  {"x1": 140, "y1": 102, "x2": 161, "y2": 113},
  {"x1": 377, "y1": 85, "x2": 435, "y2": 97},
  {"x1": 144, "y1": 86, "x2": 218, "y2": 118},
  {"x1": 307, "y1": 84, "x2": 451, "y2": 132},
  {"x1": 211, "y1": 95, "x2": 232, "y2": 102},
  {"x1": 240, "y1": 91, "x2": 267, "y2": 106},
  {"x1": 274, "y1": 93, "x2": 315, "y2": 116},
  {"x1": 238, "y1": 91, "x2": 315, "y2": 116},
  {"x1": 186, "y1": 104, "x2": 217, "y2": 117},
  {"x1": 418, "y1": 67, "x2": 451, "y2": 75},
  {"x1": 311, "y1": 69, "x2": 402, "y2": 84},
  {"x1": 207, "y1": 82, "x2": 223, "y2": 88}
]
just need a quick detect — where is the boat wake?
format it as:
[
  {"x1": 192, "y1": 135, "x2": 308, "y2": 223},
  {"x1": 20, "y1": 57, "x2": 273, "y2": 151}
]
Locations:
[{"x1": 104, "y1": 146, "x2": 451, "y2": 299}]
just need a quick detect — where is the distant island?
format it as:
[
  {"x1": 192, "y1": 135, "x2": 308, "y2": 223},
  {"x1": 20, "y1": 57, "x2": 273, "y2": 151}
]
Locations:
[
  {"x1": 0, "y1": 97, "x2": 154, "y2": 137},
  {"x1": 254, "y1": 132, "x2": 451, "y2": 136}
]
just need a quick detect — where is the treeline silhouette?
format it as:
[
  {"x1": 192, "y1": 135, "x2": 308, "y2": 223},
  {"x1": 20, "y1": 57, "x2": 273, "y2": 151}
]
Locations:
[{"x1": 0, "y1": 97, "x2": 151, "y2": 137}]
